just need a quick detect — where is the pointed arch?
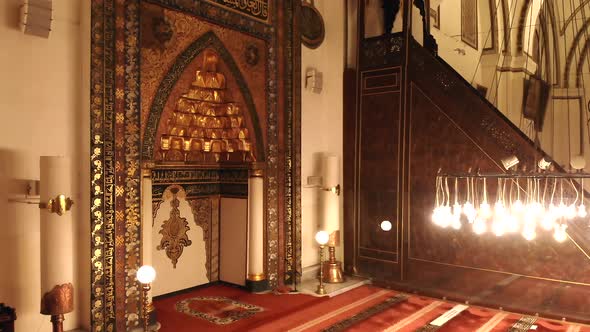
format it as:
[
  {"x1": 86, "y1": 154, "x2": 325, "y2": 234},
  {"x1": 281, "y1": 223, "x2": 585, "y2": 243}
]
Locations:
[
  {"x1": 564, "y1": 18, "x2": 590, "y2": 87},
  {"x1": 501, "y1": 0, "x2": 510, "y2": 53},
  {"x1": 561, "y1": 0, "x2": 590, "y2": 35},
  {"x1": 516, "y1": 0, "x2": 533, "y2": 53},
  {"x1": 142, "y1": 31, "x2": 265, "y2": 161},
  {"x1": 575, "y1": 39, "x2": 590, "y2": 87},
  {"x1": 544, "y1": 0, "x2": 561, "y2": 85}
]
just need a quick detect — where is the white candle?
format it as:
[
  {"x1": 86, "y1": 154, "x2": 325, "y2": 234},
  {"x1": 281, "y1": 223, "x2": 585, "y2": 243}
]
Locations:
[
  {"x1": 142, "y1": 174, "x2": 153, "y2": 267},
  {"x1": 40, "y1": 156, "x2": 74, "y2": 314},
  {"x1": 142, "y1": 174, "x2": 154, "y2": 302},
  {"x1": 322, "y1": 155, "x2": 340, "y2": 235},
  {"x1": 247, "y1": 174, "x2": 264, "y2": 279}
]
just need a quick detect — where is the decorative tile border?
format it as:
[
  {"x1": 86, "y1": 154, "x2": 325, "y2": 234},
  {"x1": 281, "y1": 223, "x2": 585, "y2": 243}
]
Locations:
[
  {"x1": 90, "y1": 1, "x2": 300, "y2": 329},
  {"x1": 122, "y1": 1, "x2": 142, "y2": 329},
  {"x1": 90, "y1": 0, "x2": 116, "y2": 330},
  {"x1": 146, "y1": 0, "x2": 273, "y2": 36},
  {"x1": 151, "y1": 168, "x2": 248, "y2": 199}
]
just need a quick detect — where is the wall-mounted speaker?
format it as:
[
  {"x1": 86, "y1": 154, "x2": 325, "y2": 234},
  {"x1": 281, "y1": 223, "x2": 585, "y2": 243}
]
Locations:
[
  {"x1": 20, "y1": 0, "x2": 52, "y2": 38},
  {"x1": 523, "y1": 76, "x2": 550, "y2": 131}
]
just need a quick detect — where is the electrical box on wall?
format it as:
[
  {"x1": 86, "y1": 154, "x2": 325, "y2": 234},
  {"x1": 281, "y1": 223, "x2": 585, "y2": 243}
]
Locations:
[
  {"x1": 305, "y1": 68, "x2": 323, "y2": 94},
  {"x1": 20, "y1": 0, "x2": 52, "y2": 38}
]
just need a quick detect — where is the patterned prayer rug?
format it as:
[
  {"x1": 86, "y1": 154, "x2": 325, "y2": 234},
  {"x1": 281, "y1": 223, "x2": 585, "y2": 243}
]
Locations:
[
  {"x1": 321, "y1": 294, "x2": 409, "y2": 332},
  {"x1": 155, "y1": 284, "x2": 590, "y2": 331},
  {"x1": 175, "y1": 296, "x2": 264, "y2": 325}
]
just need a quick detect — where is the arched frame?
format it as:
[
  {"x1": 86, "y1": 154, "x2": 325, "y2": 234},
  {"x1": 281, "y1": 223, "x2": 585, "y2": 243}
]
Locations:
[
  {"x1": 142, "y1": 31, "x2": 266, "y2": 162},
  {"x1": 89, "y1": 1, "x2": 301, "y2": 331}
]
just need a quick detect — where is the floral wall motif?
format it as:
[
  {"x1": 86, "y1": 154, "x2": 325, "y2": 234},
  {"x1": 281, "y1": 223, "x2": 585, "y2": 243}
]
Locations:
[
  {"x1": 152, "y1": 185, "x2": 214, "y2": 296},
  {"x1": 157, "y1": 186, "x2": 193, "y2": 268}
]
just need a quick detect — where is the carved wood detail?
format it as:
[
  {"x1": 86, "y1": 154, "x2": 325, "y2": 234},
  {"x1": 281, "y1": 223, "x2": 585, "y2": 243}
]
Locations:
[
  {"x1": 189, "y1": 198, "x2": 212, "y2": 280},
  {"x1": 346, "y1": 34, "x2": 590, "y2": 323},
  {"x1": 360, "y1": 34, "x2": 404, "y2": 70}
]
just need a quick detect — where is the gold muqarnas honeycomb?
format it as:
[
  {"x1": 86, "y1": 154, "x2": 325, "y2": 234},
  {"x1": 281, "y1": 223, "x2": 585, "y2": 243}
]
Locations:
[{"x1": 159, "y1": 49, "x2": 255, "y2": 163}]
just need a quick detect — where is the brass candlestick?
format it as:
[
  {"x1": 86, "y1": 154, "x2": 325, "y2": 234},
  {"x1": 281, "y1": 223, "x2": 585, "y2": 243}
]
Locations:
[
  {"x1": 323, "y1": 245, "x2": 344, "y2": 283},
  {"x1": 316, "y1": 244, "x2": 326, "y2": 295},
  {"x1": 142, "y1": 283, "x2": 151, "y2": 332},
  {"x1": 136, "y1": 265, "x2": 156, "y2": 332}
]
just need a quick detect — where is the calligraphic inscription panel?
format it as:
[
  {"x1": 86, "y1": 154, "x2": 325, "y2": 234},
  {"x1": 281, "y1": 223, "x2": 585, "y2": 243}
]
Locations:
[{"x1": 203, "y1": 0, "x2": 270, "y2": 23}]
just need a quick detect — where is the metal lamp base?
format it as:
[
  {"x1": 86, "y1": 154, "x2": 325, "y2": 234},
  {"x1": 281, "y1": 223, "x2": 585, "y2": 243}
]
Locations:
[
  {"x1": 316, "y1": 283, "x2": 327, "y2": 295},
  {"x1": 322, "y1": 261, "x2": 344, "y2": 283},
  {"x1": 50, "y1": 314, "x2": 64, "y2": 332}
]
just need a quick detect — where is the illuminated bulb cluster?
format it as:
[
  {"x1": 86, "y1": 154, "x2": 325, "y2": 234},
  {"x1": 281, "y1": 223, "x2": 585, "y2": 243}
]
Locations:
[{"x1": 432, "y1": 176, "x2": 587, "y2": 243}]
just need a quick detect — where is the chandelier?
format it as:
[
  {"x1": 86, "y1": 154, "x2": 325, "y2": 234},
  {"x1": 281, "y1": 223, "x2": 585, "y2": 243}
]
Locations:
[{"x1": 432, "y1": 166, "x2": 589, "y2": 242}]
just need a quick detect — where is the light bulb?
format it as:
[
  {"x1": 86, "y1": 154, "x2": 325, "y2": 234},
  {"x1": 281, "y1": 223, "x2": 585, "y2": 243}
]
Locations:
[
  {"x1": 431, "y1": 207, "x2": 442, "y2": 225},
  {"x1": 532, "y1": 202, "x2": 544, "y2": 215},
  {"x1": 380, "y1": 220, "x2": 392, "y2": 231},
  {"x1": 494, "y1": 201, "x2": 505, "y2": 213},
  {"x1": 451, "y1": 215, "x2": 462, "y2": 230},
  {"x1": 137, "y1": 265, "x2": 156, "y2": 284},
  {"x1": 449, "y1": 205, "x2": 462, "y2": 229},
  {"x1": 553, "y1": 224, "x2": 568, "y2": 243},
  {"x1": 523, "y1": 211, "x2": 537, "y2": 228},
  {"x1": 578, "y1": 205, "x2": 587, "y2": 218},
  {"x1": 506, "y1": 214, "x2": 520, "y2": 233},
  {"x1": 511, "y1": 200, "x2": 524, "y2": 214},
  {"x1": 522, "y1": 226, "x2": 536, "y2": 241},
  {"x1": 479, "y1": 202, "x2": 492, "y2": 219},
  {"x1": 463, "y1": 202, "x2": 476, "y2": 223},
  {"x1": 491, "y1": 220, "x2": 506, "y2": 236},
  {"x1": 540, "y1": 214, "x2": 555, "y2": 231},
  {"x1": 473, "y1": 218, "x2": 487, "y2": 235},
  {"x1": 549, "y1": 203, "x2": 559, "y2": 218},
  {"x1": 558, "y1": 202, "x2": 567, "y2": 218},
  {"x1": 315, "y1": 230, "x2": 330, "y2": 245},
  {"x1": 565, "y1": 204, "x2": 577, "y2": 219},
  {"x1": 453, "y1": 203, "x2": 462, "y2": 217},
  {"x1": 439, "y1": 205, "x2": 452, "y2": 228}
]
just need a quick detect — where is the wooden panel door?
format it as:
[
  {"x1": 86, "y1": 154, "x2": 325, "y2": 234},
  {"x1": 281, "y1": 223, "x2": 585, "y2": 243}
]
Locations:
[{"x1": 355, "y1": 67, "x2": 403, "y2": 280}]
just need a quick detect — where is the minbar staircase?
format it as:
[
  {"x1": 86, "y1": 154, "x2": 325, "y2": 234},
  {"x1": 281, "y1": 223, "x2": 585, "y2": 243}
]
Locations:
[{"x1": 345, "y1": 35, "x2": 590, "y2": 324}]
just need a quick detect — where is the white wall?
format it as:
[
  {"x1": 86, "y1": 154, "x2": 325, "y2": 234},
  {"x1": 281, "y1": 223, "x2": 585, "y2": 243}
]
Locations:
[
  {"x1": 430, "y1": 0, "x2": 487, "y2": 84},
  {"x1": 301, "y1": 0, "x2": 345, "y2": 270},
  {"x1": 152, "y1": 192, "x2": 209, "y2": 296},
  {"x1": 0, "y1": 0, "x2": 87, "y2": 331},
  {"x1": 219, "y1": 198, "x2": 247, "y2": 286}
]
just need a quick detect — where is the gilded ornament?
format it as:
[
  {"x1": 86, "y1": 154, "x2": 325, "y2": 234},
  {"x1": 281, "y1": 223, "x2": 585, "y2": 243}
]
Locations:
[
  {"x1": 157, "y1": 187, "x2": 192, "y2": 268},
  {"x1": 39, "y1": 195, "x2": 74, "y2": 216},
  {"x1": 158, "y1": 49, "x2": 255, "y2": 163}
]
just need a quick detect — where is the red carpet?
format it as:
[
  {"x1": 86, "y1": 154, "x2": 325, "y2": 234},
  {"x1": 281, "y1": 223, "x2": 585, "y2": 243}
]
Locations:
[{"x1": 154, "y1": 284, "x2": 590, "y2": 331}]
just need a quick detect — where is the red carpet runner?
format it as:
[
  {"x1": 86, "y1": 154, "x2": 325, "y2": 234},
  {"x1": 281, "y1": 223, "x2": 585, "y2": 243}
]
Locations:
[{"x1": 154, "y1": 284, "x2": 590, "y2": 331}]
